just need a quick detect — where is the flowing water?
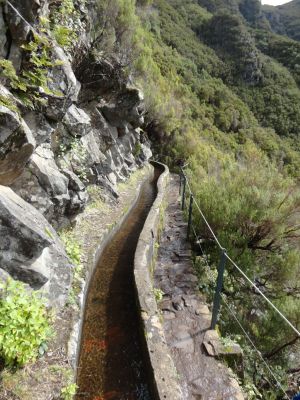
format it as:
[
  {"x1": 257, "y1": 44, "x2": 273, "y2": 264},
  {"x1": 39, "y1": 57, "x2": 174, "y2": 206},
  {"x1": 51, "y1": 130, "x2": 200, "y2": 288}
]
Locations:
[{"x1": 76, "y1": 167, "x2": 161, "y2": 400}]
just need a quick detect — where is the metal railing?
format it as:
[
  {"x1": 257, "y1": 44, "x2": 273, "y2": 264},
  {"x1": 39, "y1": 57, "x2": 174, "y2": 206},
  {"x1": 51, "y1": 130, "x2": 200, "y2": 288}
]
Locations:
[{"x1": 179, "y1": 167, "x2": 300, "y2": 400}]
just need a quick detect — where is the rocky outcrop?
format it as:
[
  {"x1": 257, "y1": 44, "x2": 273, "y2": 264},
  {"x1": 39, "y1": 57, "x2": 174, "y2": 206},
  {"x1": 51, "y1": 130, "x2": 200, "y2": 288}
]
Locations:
[
  {"x1": 0, "y1": 104, "x2": 35, "y2": 186},
  {"x1": 0, "y1": 185, "x2": 71, "y2": 307},
  {"x1": 0, "y1": 0, "x2": 152, "y2": 306}
]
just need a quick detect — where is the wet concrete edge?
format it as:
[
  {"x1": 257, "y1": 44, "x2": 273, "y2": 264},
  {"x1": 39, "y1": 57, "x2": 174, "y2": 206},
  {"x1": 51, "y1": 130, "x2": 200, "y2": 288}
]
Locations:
[
  {"x1": 68, "y1": 164, "x2": 155, "y2": 372},
  {"x1": 134, "y1": 161, "x2": 183, "y2": 400}
]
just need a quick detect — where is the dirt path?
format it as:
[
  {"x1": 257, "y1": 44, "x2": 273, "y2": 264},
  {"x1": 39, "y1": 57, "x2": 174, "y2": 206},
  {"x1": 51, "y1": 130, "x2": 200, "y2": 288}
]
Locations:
[{"x1": 154, "y1": 174, "x2": 244, "y2": 400}]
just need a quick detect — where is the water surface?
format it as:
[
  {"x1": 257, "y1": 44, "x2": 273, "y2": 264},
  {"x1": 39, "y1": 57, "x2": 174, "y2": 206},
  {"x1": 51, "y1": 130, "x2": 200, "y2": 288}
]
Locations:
[{"x1": 76, "y1": 169, "x2": 160, "y2": 400}]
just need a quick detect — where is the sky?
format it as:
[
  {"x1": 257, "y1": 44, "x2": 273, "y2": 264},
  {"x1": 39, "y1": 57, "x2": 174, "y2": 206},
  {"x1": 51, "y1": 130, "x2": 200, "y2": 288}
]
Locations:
[{"x1": 261, "y1": 0, "x2": 292, "y2": 5}]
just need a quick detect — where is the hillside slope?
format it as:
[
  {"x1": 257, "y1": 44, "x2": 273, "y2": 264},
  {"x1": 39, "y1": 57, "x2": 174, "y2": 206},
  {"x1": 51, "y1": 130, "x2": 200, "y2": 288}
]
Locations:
[
  {"x1": 138, "y1": 0, "x2": 300, "y2": 397},
  {"x1": 263, "y1": 0, "x2": 300, "y2": 41}
]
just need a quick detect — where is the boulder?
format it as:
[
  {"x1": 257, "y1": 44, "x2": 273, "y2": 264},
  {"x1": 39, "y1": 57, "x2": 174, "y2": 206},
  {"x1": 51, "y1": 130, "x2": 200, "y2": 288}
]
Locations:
[
  {"x1": 89, "y1": 104, "x2": 118, "y2": 151},
  {"x1": 26, "y1": 144, "x2": 72, "y2": 223},
  {"x1": 62, "y1": 104, "x2": 91, "y2": 137},
  {"x1": 140, "y1": 143, "x2": 152, "y2": 162},
  {"x1": 0, "y1": 185, "x2": 71, "y2": 307},
  {"x1": 63, "y1": 169, "x2": 86, "y2": 192},
  {"x1": 0, "y1": 104, "x2": 36, "y2": 185},
  {"x1": 76, "y1": 55, "x2": 122, "y2": 100},
  {"x1": 0, "y1": 268, "x2": 12, "y2": 283},
  {"x1": 100, "y1": 86, "x2": 145, "y2": 129},
  {"x1": 97, "y1": 176, "x2": 119, "y2": 199},
  {"x1": 24, "y1": 111, "x2": 55, "y2": 146},
  {"x1": 10, "y1": 168, "x2": 55, "y2": 221},
  {"x1": 63, "y1": 169, "x2": 89, "y2": 215},
  {"x1": 30, "y1": 144, "x2": 69, "y2": 199},
  {"x1": 66, "y1": 190, "x2": 89, "y2": 216},
  {"x1": 80, "y1": 130, "x2": 106, "y2": 165}
]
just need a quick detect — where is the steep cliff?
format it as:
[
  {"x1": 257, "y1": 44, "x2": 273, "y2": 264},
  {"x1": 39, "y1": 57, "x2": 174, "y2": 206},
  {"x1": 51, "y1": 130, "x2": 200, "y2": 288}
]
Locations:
[{"x1": 0, "y1": 0, "x2": 152, "y2": 307}]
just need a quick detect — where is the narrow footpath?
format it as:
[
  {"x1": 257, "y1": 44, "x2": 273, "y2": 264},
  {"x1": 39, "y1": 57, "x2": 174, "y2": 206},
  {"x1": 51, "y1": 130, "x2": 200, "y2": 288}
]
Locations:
[{"x1": 154, "y1": 175, "x2": 244, "y2": 400}]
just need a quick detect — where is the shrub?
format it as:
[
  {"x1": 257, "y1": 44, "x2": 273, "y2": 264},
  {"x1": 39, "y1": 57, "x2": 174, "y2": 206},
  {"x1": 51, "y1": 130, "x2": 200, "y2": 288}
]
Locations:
[
  {"x1": 60, "y1": 231, "x2": 82, "y2": 267},
  {"x1": 0, "y1": 279, "x2": 52, "y2": 367},
  {"x1": 61, "y1": 383, "x2": 78, "y2": 400}
]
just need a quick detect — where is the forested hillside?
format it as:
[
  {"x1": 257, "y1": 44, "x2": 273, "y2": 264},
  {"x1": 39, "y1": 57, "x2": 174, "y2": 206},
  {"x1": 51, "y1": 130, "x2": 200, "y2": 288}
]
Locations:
[
  {"x1": 0, "y1": 0, "x2": 300, "y2": 398},
  {"x1": 130, "y1": 0, "x2": 300, "y2": 397},
  {"x1": 263, "y1": 0, "x2": 300, "y2": 41}
]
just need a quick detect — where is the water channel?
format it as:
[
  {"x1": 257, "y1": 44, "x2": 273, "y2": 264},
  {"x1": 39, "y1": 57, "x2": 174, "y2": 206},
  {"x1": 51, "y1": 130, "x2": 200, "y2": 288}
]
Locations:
[{"x1": 76, "y1": 166, "x2": 162, "y2": 400}]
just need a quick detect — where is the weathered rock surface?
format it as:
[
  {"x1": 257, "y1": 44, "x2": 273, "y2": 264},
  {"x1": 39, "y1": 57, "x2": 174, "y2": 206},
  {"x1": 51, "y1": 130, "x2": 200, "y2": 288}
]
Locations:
[
  {"x1": 62, "y1": 105, "x2": 91, "y2": 137},
  {"x1": 0, "y1": 0, "x2": 152, "y2": 309},
  {"x1": 0, "y1": 185, "x2": 71, "y2": 306},
  {"x1": 46, "y1": 45, "x2": 81, "y2": 121},
  {"x1": 0, "y1": 103, "x2": 36, "y2": 185},
  {"x1": 100, "y1": 86, "x2": 145, "y2": 129}
]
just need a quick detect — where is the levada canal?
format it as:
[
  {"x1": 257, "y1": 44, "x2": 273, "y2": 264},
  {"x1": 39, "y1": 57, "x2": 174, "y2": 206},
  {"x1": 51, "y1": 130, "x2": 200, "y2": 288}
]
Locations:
[{"x1": 76, "y1": 166, "x2": 163, "y2": 400}]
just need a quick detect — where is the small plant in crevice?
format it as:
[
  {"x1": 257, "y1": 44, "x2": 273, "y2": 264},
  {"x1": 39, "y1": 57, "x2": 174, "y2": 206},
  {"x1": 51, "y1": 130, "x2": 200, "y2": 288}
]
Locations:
[
  {"x1": 58, "y1": 138, "x2": 89, "y2": 183},
  {"x1": 60, "y1": 230, "x2": 84, "y2": 307},
  {"x1": 70, "y1": 139, "x2": 89, "y2": 182},
  {"x1": 60, "y1": 230, "x2": 82, "y2": 267},
  {"x1": 60, "y1": 382, "x2": 78, "y2": 400},
  {"x1": 153, "y1": 287, "x2": 164, "y2": 302},
  {"x1": 0, "y1": 279, "x2": 52, "y2": 367},
  {"x1": 0, "y1": 32, "x2": 64, "y2": 108},
  {"x1": 0, "y1": 59, "x2": 27, "y2": 91},
  {"x1": 50, "y1": 0, "x2": 86, "y2": 51},
  {"x1": 133, "y1": 141, "x2": 142, "y2": 157},
  {"x1": 0, "y1": 94, "x2": 20, "y2": 114}
]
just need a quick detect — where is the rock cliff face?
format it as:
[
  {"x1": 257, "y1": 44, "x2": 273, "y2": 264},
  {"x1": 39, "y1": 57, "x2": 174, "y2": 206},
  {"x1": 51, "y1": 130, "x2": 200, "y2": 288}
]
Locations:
[{"x1": 0, "y1": 0, "x2": 152, "y2": 306}]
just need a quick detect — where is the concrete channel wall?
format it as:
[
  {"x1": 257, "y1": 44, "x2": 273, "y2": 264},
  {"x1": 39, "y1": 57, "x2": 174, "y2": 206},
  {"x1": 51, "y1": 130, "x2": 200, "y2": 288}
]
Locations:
[
  {"x1": 134, "y1": 161, "x2": 183, "y2": 400},
  {"x1": 69, "y1": 165, "x2": 155, "y2": 369}
]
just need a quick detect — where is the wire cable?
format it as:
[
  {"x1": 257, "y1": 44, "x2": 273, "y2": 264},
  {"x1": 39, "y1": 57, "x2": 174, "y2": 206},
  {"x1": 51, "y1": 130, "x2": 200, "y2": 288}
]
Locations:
[
  {"x1": 6, "y1": 1, "x2": 39, "y2": 35},
  {"x1": 221, "y1": 294, "x2": 291, "y2": 400},
  {"x1": 182, "y1": 171, "x2": 300, "y2": 338},
  {"x1": 225, "y1": 254, "x2": 300, "y2": 338},
  {"x1": 181, "y1": 169, "x2": 223, "y2": 249},
  {"x1": 191, "y1": 223, "x2": 291, "y2": 400}
]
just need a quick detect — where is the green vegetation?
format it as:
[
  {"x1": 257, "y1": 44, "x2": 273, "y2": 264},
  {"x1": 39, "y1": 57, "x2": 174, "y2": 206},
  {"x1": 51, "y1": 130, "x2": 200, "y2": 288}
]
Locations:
[
  {"x1": 60, "y1": 231, "x2": 82, "y2": 267},
  {"x1": 60, "y1": 383, "x2": 78, "y2": 400},
  {"x1": 86, "y1": 185, "x2": 109, "y2": 211},
  {"x1": 133, "y1": 141, "x2": 142, "y2": 157},
  {"x1": 262, "y1": 0, "x2": 300, "y2": 42},
  {"x1": 110, "y1": 0, "x2": 300, "y2": 396},
  {"x1": 0, "y1": 0, "x2": 83, "y2": 108},
  {"x1": 1, "y1": 362, "x2": 74, "y2": 400},
  {"x1": 60, "y1": 230, "x2": 83, "y2": 306},
  {"x1": 57, "y1": 138, "x2": 89, "y2": 183},
  {"x1": 1, "y1": 0, "x2": 300, "y2": 396},
  {"x1": 0, "y1": 279, "x2": 52, "y2": 367},
  {"x1": 50, "y1": 0, "x2": 85, "y2": 50},
  {"x1": 0, "y1": 93, "x2": 20, "y2": 114},
  {"x1": 0, "y1": 32, "x2": 66, "y2": 108},
  {"x1": 153, "y1": 287, "x2": 164, "y2": 302}
]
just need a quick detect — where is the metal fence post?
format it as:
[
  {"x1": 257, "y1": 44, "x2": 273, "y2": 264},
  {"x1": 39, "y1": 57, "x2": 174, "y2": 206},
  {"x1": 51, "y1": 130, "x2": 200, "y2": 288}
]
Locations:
[
  {"x1": 187, "y1": 194, "x2": 194, "y2": 240},
  {"x1": 211, "y1": 248, "x2": 227, "y2": 330},
  {"x1": 181, "y1": 175, "x2": 186, "y2": 211}
]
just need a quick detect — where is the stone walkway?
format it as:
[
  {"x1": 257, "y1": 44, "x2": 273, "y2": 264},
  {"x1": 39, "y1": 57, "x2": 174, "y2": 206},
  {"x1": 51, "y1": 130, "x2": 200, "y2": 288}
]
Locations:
[{"x1": 154, "y1": 175, "x2": 244, "y2": 400}]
